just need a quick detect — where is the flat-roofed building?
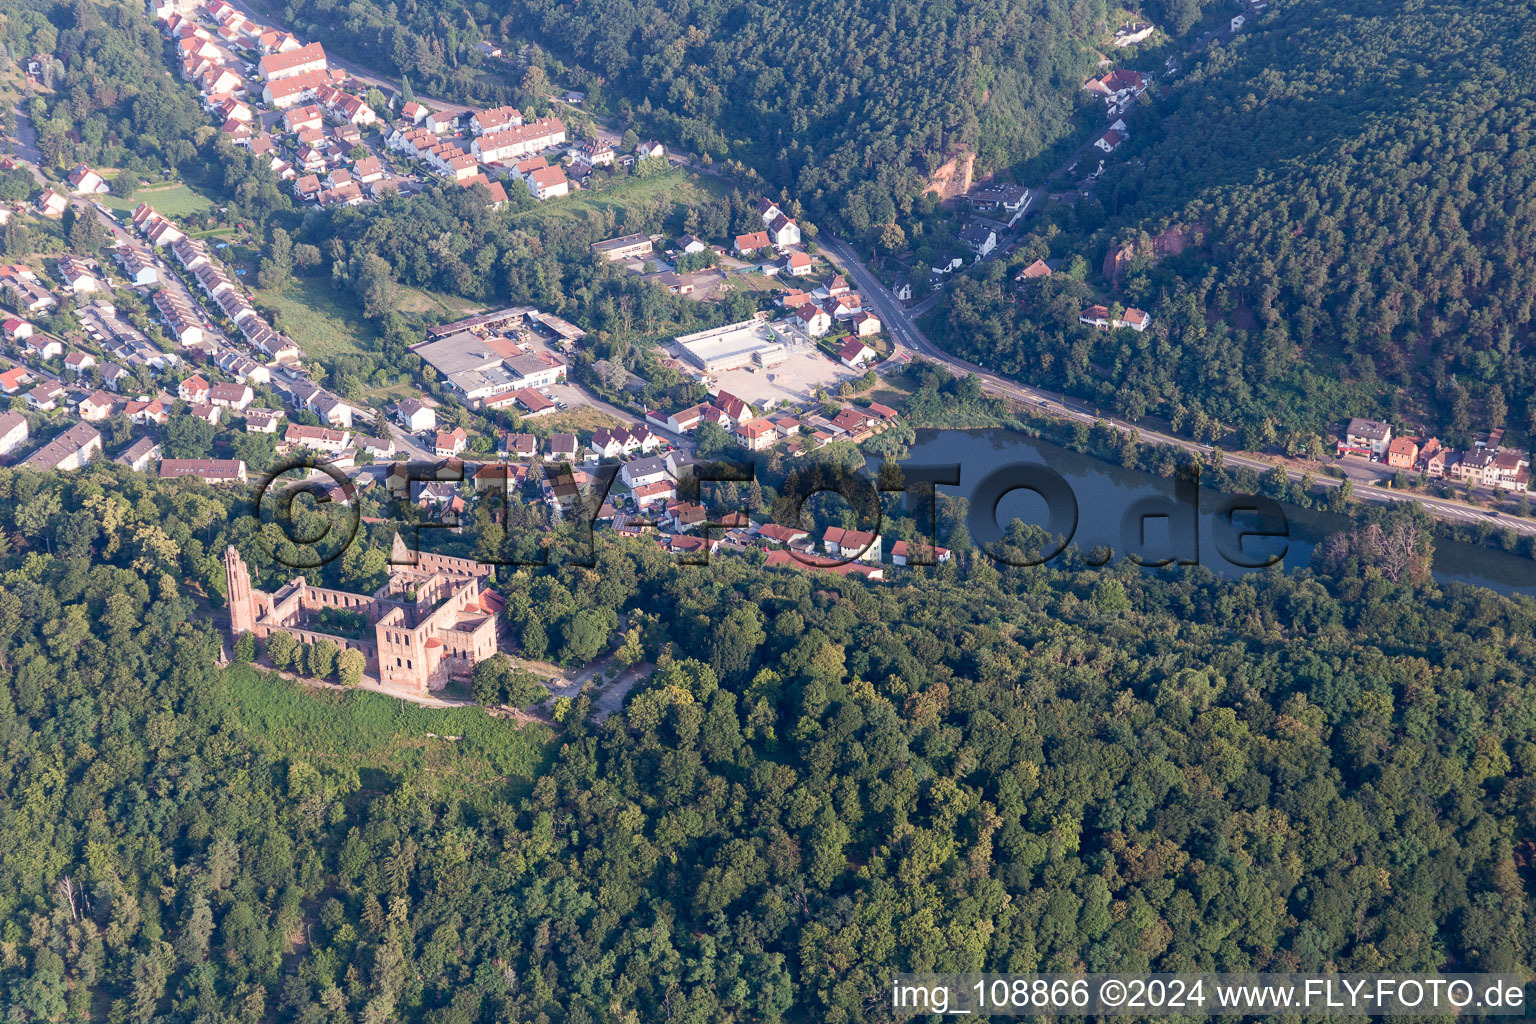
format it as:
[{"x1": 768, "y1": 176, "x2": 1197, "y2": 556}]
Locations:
[
  {"x1": 675, "y1": 317, "x2": 786, "y2": 373},
  {"x1": 591, "y1": 233, "x2": 654, "y2": 262}
]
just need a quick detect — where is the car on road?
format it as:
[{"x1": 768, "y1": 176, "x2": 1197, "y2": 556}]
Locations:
[{"x1": 1486, "y1": 510, "x2": 1501, "y2": 517}]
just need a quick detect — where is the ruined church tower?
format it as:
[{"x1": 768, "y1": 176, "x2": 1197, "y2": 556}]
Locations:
[{"x1": 225, "y1": 545, "x2": 256, "y2": 636}]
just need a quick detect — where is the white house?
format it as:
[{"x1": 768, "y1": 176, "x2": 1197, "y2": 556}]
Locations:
[
  {"x1": 960, "y1": 222, "x2": 997, "y2": 259},
  {"x1": 796, "y1": 303, "x2": 832, "y2": 337},
  {"x1": 838, "y1": 338, "x2": 875, "y2": 369},
  {"x1": 395, "y1": 398, "x2": 436, "y2": 432},
  {"x1": 766, "y1": 213, "x2": 801, "y2": 247},
  {"x1": 67, "y1": 164, "x2": 110, "y2": 195}
]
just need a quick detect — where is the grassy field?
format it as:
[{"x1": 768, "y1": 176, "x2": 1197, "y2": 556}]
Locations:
[
  {"x1": 510, "y1": 165, "x2": 729, "y2": 228},
  {"x1": 535, "y1": 406, "x2": 624, "y2": 434},
  {"x1": 103, "y1": 180, "x2": 213, "y2": 218},
  {"x1": 394, "y1": 284, "x2": 483, "y2": 318},
  {"x1": 255, "y1": 275, "x2": 378, "y2": 361},
  {"x1": 225, "y1": 664, "x2": 553, "y2": 788}
]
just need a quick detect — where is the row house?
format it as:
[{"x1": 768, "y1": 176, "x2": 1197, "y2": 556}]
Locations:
[
  {"x1": 313, "y1": 84, "x2": 378, "y2": 126},
  {"x1": 131, "y1": 203, "x2": 185, "y2": 247},
  {"x1": 469, "y1": 117, "x2": 567, "y2": 163},
  {"x1": 471, "y1": 106, "x2": 523, "y2": 135},
  {"x1": 153, "y1": 289, "x2": 205, "y2": 346},
  {"x1": 5, "y1": 274, "x2": 57, "y2": 313},
  {"x1": 262, "y1": 68, "x2": 342, "y2": 109},
  {"x1": 259, "y1": 41, "x2": 327, "y2": 81},
  {"x1": 823, "y1": 526, "x2": 882, "y2": 563},
  {"x1": 283, "y1": 104, "x2": 325, "y2": 133},
  {"x1": 114, "y1": 243, "x2": 160, "y2": 286},
  {"x1": 209, "y1": 381, "x2": 255, "y2": 410},
  {"x1": 216, "y1": 350, "x2": 271, "y2": 385},
  {"x1": 160, "y1": 458, "x2": 248, "y2": 485},
  {"x1": 244, "y1": 407, "x2": 284, "y2": 432},
  {"x1": 588, "y1": 424, "x2": 661, "y2": 459},
  {"x1": 56, "y1": 255, "x2": 103, "y2": 293},
  {"x1": 284, "y1": 423, "x2": 352, "y2": 453}
]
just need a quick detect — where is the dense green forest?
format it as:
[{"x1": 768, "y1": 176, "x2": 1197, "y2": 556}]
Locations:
[
  {"x1": 937, "y1": 0, "x2": 1536, "y2": 444},
  {"x1": 1, "y1": 460, "x2": 1534, "y2": 1021}
]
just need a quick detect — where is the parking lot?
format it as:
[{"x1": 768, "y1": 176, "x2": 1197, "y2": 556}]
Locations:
[{"x1": 693, "y1": 338, "x2": 856, "y2": 410}]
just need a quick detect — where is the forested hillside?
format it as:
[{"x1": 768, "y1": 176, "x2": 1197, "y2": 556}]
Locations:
[
  {"x1": 1, "y1": 463, "x2": 1534, "y2": 1021},
  {"x1": 272, "y1": 0, "x2": 1228, "y2": 221},
  {"x1": 941, "y1": 0, "x2": 1536, "y2": 441}
]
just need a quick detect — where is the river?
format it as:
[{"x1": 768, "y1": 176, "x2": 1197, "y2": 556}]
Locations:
[{"x1": 905, "y1": 429, "x2": 1536, "y2": 595}]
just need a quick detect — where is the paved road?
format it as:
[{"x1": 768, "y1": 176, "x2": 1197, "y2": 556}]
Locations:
[
  {"x1": 819, "y1": 235, "x2": 1536, "y2": 537},
  {"x1": 8, "y1": 103, "x2": 44, "y2": 182}
]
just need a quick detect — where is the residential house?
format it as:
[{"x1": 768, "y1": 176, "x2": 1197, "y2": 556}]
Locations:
[
  {"x1": 0, "y1": 367, "x2": 32, "y2": 394},
  {"x1": 123, "y1": 398, "x2": 169, "y2": 426},
  {"x1": 208, "y1": 382, "x2": 254, "y2": 410},
  {"x1": 356, "y1": 435, "x2": 395, "y2": 459},
  {"x1": 822, "y1": 526, "x2": 882, "y2": 563},
  {"x1": 22, "y1": 333, "x2": 63, "y2": 360},
  {"x1": 114, "y1": 437, "x2": 162, "y2": 472},
  {"x1": 36, "y1": 188, "x2": 68, "y2": 218},
  {"x1": 67, "y1": 163, "x2": 110, "y2": 195},
  {"x1": 435, "y1": 426, "x2": 468, "y2": 457},
  {"x1": 548, "y1": 433, "x2": 577, "y2": 462},
  {"x1": 62, "y1": 350, "x2": 96, "y2": 375},
  {"x1": 1017, "y1": 258, "x2": 1053, "y2": 281},
  {"x1": 735, "y1": 230, "x2": 772, "y2": 256},
  {"x1": 395, "y1": 398, "x2": 436, "y2": 432},
  {"x1": 1340, "y1": 418, "x2": 1393, "y2": 458},
  {"x1": 796, "y1": 303, "x2": 832, "y2": 337},
  {"x1": 849, "y1": 311, "x2": 882, "y2": 337},
  {"x1": 77, "y1": 390, "x2": 115, "y2": 421},
  {"x1": 1386, "y1": 436, "x2": 1419, "y2": 470},
  {"x1": 20, "y1": 422, "x2": 101, "y2": 471},
  {"x1": 736, "y1": 419, "x2": 776, "y2": 451},
  {"x1": 526, "y1": 165, "x2": 570, "y2": 200},
  {"x1": 960, "y1": 222, "x2": 997, "y2": 258},
  {"x1": 178, "y1": 374, "x2": 211, "y2": 404},
  {"x1": 0, "y1": 410, "x2": 29, "y2": 457},
  {"x1": 160, "y1": 458, "x2": 248, "y2": 484},
  {"x1": 244, "y1": 407, "x2": 285, "y2": 432},
  {"x1": 284, "y1": 423, "x2": 351, "y2": 453},
  {"x1": 1095, "y1": 129, "x2": 1124, "y2": 154},
  {"x1": 838, "y1": 338, "x2": 876, "y2": 369},
  {"x1": 620, "y1": 454, "x2": 671, "y2": 489},
  {"x1": 892, "y1": 539, "x2": 952, "y2": 565},
  {"x1": 502, "y1": 432, "x2": 537, "y2": 458},
  {"x1": 766, "y1": 213, "x2": 801, "y2": 247}
]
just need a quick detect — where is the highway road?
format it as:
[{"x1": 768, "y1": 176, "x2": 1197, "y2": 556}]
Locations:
[{"x1": 819, "y1": 235, "x2": 1536, "y2": 537}]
